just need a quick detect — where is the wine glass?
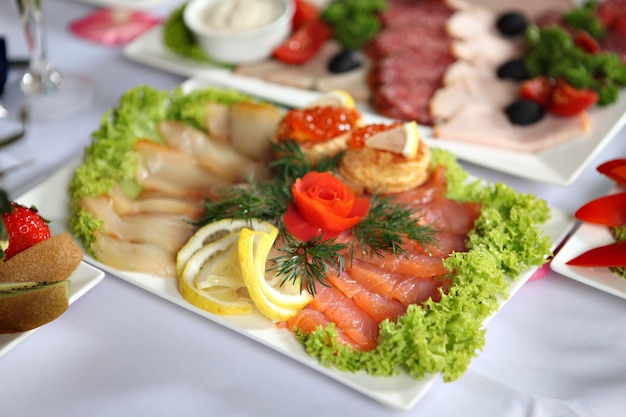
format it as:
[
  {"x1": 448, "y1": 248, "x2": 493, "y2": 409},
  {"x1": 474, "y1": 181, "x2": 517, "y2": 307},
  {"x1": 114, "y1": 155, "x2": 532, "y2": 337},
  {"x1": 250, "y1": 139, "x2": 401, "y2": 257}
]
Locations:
[{"x1": 3, "y1": 0, "x2": 95, "y2": 122}]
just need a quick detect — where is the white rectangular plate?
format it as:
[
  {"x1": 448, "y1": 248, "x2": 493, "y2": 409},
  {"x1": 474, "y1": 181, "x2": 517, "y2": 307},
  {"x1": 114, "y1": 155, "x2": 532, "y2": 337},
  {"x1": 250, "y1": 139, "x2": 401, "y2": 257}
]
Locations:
[
  {"x1": 123, "y1": 24, "x2": 626, "y2": 186},
  {"x1": 12, "y1": 150, "x2": 575, "y2": 409},
  {"x1": 551, "y1": 222, "x2": 626, "y2": 300},
  {"x1": 0, "y1": 262, "x2": 105, "y2": 358}
]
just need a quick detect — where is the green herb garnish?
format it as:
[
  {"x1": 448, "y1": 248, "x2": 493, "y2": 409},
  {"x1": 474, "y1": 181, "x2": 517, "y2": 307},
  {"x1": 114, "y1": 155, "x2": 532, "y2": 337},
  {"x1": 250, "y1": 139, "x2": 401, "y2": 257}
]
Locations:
[
  {"x1": 352, "y1": 194, "x2": 437, "y2": 258},
  {"x1": 272, "y1": 233, "x2": 347, "y2": 297},
  {"x1": 321, "y1": 0, "x2": 387, "y2": 50},
  {"x1": 524, "y1": 25, "x2": 626, "y2": 105},
  {"x1": 563, "y1": 1, "x2": 605, "y2": 39}
]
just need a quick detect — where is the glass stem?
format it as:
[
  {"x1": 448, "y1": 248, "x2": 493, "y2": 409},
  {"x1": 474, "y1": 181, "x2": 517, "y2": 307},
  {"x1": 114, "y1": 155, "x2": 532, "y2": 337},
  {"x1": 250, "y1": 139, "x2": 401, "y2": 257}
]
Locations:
[{"x1": 18, "y1": 0, "x2": 61, "y2": 95}]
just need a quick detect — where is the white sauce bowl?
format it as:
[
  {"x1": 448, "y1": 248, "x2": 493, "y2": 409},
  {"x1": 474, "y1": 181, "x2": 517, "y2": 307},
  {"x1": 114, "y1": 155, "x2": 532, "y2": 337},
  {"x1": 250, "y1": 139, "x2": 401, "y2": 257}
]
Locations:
[{"x1": 183, "y1": 0, "x2": 295, "y2": 64}]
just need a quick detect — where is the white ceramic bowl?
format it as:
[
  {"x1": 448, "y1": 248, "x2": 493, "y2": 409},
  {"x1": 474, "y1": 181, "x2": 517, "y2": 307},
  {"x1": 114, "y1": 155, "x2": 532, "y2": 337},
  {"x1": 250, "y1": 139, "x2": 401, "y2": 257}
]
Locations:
[{"x1": 183, "y1": 0, "x2": 294, "y2": 64}]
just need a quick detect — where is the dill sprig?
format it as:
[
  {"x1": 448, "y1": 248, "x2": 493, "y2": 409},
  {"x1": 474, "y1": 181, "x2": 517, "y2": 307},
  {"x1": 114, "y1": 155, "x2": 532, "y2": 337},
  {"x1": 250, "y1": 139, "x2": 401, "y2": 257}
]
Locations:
[
  {"x1": 270, "y1": 140, "x2": 345, "y2": 186},
  {"x1": 270, "y1": 232, "x2": 348, "y2": 297},
  {"x1": 197, "y1": 177, "x2": 289, "y2": 227},
  {"x1": 352, "y1": 194, "x2": 438, "y2": 258}
]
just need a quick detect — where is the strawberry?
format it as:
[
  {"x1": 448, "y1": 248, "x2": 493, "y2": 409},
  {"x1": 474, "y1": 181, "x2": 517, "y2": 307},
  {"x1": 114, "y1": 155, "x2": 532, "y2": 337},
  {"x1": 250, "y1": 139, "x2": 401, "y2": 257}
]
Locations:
[{"x1": 1, "y1": 199, "x2": 50, "y2": 261}]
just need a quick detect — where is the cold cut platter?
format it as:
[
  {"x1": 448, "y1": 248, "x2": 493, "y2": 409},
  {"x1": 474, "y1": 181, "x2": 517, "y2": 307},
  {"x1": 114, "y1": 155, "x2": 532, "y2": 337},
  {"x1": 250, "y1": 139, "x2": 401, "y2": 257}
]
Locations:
[{"x1": 123, "y1": 0, "x2": 626, "y2": 185}]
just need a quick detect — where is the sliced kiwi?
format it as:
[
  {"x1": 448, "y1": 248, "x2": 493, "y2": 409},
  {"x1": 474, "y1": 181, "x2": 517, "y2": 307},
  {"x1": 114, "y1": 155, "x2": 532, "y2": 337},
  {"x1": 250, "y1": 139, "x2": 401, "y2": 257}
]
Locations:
[
  {"x1": 0, "y1": 281, "x2": 41, "y2": 292},
  {"x1": 0, "y1": 280, "x2": 70, "y2": 334}
]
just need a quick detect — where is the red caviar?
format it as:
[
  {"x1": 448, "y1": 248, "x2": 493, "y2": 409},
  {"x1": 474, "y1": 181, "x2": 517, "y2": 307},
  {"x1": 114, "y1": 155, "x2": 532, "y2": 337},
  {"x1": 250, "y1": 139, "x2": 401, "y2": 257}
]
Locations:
[{"x1": 276, "y1": 106, "x2": 361, "y2": 143}]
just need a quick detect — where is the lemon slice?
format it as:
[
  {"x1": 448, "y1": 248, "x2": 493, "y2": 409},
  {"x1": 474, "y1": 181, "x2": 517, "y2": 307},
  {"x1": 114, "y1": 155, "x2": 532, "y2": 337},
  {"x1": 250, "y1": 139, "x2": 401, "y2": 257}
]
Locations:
[
  {"x1": 179, "y1": 232, "x2": 252, "y2": 315},
  {"x1": 307, "y1": 89, "x2": 355, "y2": 109},
  {"x1": 177, "y1": 218, "x2": 275, "y2": 277},
  {"x1": 239, "y1": 226, "x2": 312, "y2": 322},
  {"x1": 365, "y1": 121, "x2": 420, "y2": 159}
]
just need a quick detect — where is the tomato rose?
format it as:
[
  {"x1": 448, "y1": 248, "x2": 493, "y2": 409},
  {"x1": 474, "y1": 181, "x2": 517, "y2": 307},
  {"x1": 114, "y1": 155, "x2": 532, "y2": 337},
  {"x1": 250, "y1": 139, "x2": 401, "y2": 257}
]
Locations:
[{"x1": 285, "y1": 172, "x2": 369, "y2": 241}]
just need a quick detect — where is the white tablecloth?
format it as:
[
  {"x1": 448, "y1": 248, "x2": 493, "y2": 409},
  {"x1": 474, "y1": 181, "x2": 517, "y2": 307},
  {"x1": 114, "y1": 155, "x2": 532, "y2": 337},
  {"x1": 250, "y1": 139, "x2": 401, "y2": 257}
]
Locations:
[{"x1": 1, "y1": 1, "x2": 625, "y2": 416}]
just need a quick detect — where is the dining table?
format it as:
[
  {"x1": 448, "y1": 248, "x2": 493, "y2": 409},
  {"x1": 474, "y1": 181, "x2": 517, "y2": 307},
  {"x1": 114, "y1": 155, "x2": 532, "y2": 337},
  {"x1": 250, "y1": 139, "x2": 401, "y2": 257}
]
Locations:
[{"x1": 1, "y1": 1, "x2": 626, "y2": 416}]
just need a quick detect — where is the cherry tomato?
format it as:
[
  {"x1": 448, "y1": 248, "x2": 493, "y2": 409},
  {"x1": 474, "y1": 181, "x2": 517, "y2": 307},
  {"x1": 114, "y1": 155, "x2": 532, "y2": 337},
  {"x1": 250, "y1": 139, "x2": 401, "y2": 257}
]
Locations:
[
  {"x1": 574, "y1": 31, "x2": 601, "y2": 54},
  {"x1": 519, "y1": 76, "x2": 553, "y2": 106},
  {"x1": 546, "y1": 78, "x2": 598, "y2": 117},
  {"x1": 273, "y1": 19, "x2": 331, "y2": 64}
]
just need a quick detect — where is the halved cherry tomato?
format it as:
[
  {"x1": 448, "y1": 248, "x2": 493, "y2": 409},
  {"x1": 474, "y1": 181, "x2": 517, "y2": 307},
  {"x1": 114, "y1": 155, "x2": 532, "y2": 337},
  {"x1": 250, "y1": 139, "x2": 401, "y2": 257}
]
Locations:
[
  {"x1": 292, "y1": 0, "x2": 320, "y2": 29},
  {"x1": 519, "y1": 76, "x2": 553, "y2": 106},
  {"x1": 547, "y1": 78, "x2": 598, "y2": 117},
  {"x1": 574, "y1": 192, "x2": 626, "y2": 227},
  {"x1": 273, "y1": 19, "x2": 331, "y2": 64},
  {"x1": 597, "y1": 159, "x2": 626, "y2": 187},
  {"x1": 574, "y1": 31, "x2": 601, "y2": 54},
  {"x1": 566, "y1": 241, "x2": 626, "y2": 267}
]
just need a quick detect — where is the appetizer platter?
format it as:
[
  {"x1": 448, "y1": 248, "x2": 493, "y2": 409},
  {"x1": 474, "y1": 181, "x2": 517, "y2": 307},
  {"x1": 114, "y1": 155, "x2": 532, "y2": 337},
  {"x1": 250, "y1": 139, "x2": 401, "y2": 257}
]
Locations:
[
  {"x1": 122, "y1": 0, "x2": 626, "y2": 185},
  {"x1": 56, "y1": 77, "x2": 575, "y2": 409}
]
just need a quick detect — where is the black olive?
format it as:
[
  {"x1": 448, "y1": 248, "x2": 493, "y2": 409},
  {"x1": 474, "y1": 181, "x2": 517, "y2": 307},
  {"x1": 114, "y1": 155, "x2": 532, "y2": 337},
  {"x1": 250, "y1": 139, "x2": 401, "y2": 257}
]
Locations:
[
  {"x1": 496, "y1": 12, "x2": 528, "y2": 37},
  {"x1": 505, "y1": 99, "x2": 545, "y2": 126},
  {"x1": 328, "y1": 49, "x2": 362, "y2": 74},
  {"x1": 496, "y1": 59, "x2": 530, "y2": 81}
]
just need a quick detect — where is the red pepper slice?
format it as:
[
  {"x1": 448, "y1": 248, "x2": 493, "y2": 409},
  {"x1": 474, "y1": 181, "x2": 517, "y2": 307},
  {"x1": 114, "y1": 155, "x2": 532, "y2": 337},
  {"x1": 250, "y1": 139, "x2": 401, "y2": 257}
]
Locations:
[
  {"x1": 574, "y1": 192, "x2": 626, "y2": 227},
  {"x1": 597, "y1": 159, "x2": 626, "y2": 187},
  {"x1": 566, "y1": 241, "x2": 626, "y2": 267}
]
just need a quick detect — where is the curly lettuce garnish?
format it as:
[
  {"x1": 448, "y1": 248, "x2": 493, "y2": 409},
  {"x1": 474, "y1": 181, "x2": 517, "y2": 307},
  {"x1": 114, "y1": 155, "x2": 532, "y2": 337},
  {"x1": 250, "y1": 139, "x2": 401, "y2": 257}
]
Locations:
[{"x1": 296, "y1": 150, "x2": 552, "y2": 382}]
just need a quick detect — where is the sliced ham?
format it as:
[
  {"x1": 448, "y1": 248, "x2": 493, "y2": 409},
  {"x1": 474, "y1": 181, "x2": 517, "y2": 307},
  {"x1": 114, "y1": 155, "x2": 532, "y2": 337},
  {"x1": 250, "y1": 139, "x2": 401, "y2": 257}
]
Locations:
[
  {"x1": 446, "y1": 6, "x2": 497, "y2": 39},
  {"x1": 433, "y1": 101, "x2": 591, "y2": 153},
  {"x1": 451, "y1": 32, "x2": 522, "y2": 68},
  {"x1": 430, "y1": 73, "x2": 519, "y2": 121}
]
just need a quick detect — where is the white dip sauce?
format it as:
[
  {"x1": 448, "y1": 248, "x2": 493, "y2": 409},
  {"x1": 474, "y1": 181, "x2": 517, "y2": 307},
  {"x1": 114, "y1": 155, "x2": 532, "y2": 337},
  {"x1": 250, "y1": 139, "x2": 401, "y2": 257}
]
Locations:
[{"x1": 203, "y1": 0, "x2": 283, "y2": 32}]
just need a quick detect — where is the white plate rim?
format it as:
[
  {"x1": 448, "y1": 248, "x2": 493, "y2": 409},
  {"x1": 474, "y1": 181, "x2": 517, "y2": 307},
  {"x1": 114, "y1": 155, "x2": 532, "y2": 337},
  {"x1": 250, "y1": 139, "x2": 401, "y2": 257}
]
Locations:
[{"x1": 123, "y1": 24, "x2": 626, "y2": 186}]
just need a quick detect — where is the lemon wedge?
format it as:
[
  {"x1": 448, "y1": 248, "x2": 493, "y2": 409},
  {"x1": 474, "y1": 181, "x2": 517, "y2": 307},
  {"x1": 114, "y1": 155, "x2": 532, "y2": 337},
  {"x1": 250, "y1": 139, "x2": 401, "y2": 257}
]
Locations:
[
  {"x1": 239, "y1": 226, "x2": 312, "y2": 322},
  {"x1": 179, "y1": 231, "x2": 252, "y2": 315},
  {"x1": 307, "y1": 89, "x2": 355, "y2": 109},
  {"x1": 364, "y1": 120, "x2": 420, "y2": 160},
  {"x1": 177, "y1": 218, "x2": 275, "y2": 277}
]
